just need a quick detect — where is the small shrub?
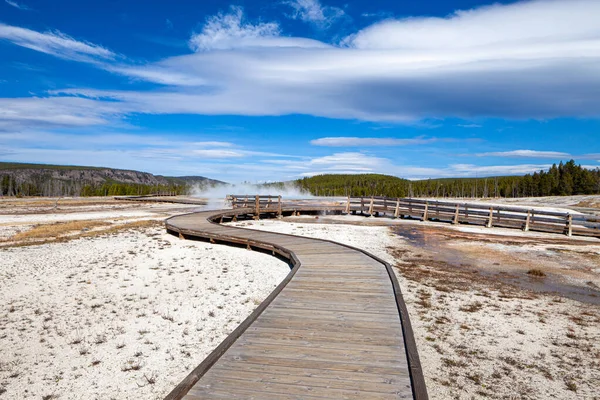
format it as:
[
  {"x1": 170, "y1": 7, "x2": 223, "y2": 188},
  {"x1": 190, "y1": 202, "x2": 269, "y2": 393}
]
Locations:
[
  {"x1": 121, "y1": 360, "x2": 142, "y2": 372},
  {"x1": 94, "y1": 334, "x2": 107, "y2": 345},
  {"x1": 459, "y1": 301, "x2": 483, "y2": 313},
  {"x1": 565, "y1": 379, "x2": 577, "y2": 392},
  {"x1": 441, "y1": 358, "x2": 466, "y2": 368},
  {"x1": 527, "y1": 269, "x2": 546, "y2": 277},
  {"x1": 467, "y1": 373, "x2": 482, "y2": 385},
  {"x1": 143, "y1": 373, "x2": 157, "y2": 385}
]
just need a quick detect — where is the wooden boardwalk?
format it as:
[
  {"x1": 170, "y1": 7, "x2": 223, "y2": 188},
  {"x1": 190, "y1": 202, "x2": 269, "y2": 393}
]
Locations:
[{"x1": 165, "y1": 208, "x2": 427, "y2": 400}]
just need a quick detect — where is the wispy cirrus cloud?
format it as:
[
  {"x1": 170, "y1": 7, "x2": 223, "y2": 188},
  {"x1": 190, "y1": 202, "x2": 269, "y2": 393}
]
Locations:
[
  {"x1": 262, "y1": 152, "x2": 563, "y2": 180},
  {"x1": 477, "y1": 150, "x2": 571, "y2": 158},
  {"x1": 187, "y1": 6, "x2": 327, "y2": 51},
  {"x1": 0, "y1": 23, "x2": 115, "y2": 63},
  {"x1": 5, "y1": 0, "x2": 31, "y2": 10},
  {"x1": 476, "y1": 149, "x2": 600, "y2": 160},
  {"x1": 3, "y1": 1, "x2": 600, "y2": 134},
  {"x1": 60, "y1": 0, "x2": 600, "y2": 122},
  {"x1": 310, "y1": 136, "x2": 440, "y2": 146},
  {"x1": 284, "y1": 0, "x2": 346, "y2": 27},
  {"x1": 0, "y1": 96, "x2": 122, "y2": 130}
]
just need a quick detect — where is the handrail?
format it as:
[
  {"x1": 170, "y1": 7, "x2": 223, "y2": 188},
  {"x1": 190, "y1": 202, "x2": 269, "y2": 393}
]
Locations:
[{"x1": 344, "y1": 196, "x2": 600, "y2": 238}]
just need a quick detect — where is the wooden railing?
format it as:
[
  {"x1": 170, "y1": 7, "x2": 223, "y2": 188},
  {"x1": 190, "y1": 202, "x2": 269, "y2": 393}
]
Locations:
[
  {"x1": 228, "y1": 195, "x2": 282, "y2": 219},
  {"x1": 345, "y1": 196, "x2": 600, "y2": 238}
]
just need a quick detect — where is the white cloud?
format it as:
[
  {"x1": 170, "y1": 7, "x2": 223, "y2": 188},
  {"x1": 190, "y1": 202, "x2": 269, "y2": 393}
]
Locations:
[
  {"x1": 457, "y1": 124, "x2": 482, "y2": 128},
  {"x1": 310, "y1": 136, "x2": 439, "y2": 146},
  {"x1": 448, "y1": 163, "x2": 551, "y2": 176},
  {"x1": 191, "y1": 141, "x2": 234, "y2": 148},
  {"x1": 0, "y1": 97, "x2": 121, "y2": 130},
  {"x1": 285, "y1": 0, "x2": 345, "y2": 27},
  {"x1": 189, "y1": 6, "x2": 278, "y2": 51},
  {"x1": 5, "y1": 0, "x2": 30, "y2": 10},
  {"x1": 361, "y1": 11, "x2": 392, "y2": 19},
  {"x1": 477, "y1": 150, "x2": 572, "y2": 158},
  {"x1": 188, "y1": 6, "x2": 327, "y2": 51},
  {"x1": 345, "y1": 0, "x2": 600, "y2": 51},
  {"x1": 3, "y1": 0, "x2": 600, "y2": 128},
  {"x1": 62, "y1": 0, "x2": 600, "y2": 121},
  {"x1": 262, "y1": 152, "x2": 391, "y2": 176},
  {"x1": 193, "y1": 149, "x2": 246, "y2": 158},
  {"x1": 0, "y1": 23, "x2": 115, "y2": 63}
]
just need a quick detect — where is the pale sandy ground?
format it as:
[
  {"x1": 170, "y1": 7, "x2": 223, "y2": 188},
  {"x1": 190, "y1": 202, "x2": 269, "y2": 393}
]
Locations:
[
  {"x1": 230, "y1": 216, "x2": 600, "y2": 400},
  {"x1": 2, "y1": 196, "x2": 599, "y2": 399},
  {"x1": 0, "y1": 199, "x2": 290, "y2": 399}
]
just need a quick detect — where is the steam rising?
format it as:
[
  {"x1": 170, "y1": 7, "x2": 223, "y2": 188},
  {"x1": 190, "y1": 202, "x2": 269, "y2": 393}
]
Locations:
[{"x1": 190, "y1": 183, "x2": 312, "y2": 210}]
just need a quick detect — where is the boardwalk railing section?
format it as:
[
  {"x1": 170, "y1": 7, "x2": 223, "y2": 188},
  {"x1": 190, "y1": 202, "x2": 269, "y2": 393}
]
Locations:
[
  {"x1": 223, "y1": 195, "x2": 600, "y2": 238},
  {"x1": 228, "y1": 194, "x2": 283, "y2": 219},
  {"x1": 344, "y1": 196, "x2": 600, "y2": 238}
]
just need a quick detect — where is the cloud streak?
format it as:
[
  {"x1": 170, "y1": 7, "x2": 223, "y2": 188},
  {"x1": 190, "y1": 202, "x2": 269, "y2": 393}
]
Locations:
[
  {"x1": 0, "y1": 23, "x2": 115, "y2": 63},
  {"x1": 5, "y1": 0, "x2": 30, "y2": 10},
  {"x1": 285, "y1": 0, "x2": 346, "y2": 27},
  {"x1": 2, "y1": 1, "x2": 600, "y2": 137},
  {"x1": 59, "y1": 0, "x2": 600, "y2": 122},
  {"x1": 310, "y1": 136, "x2": 440, "y2": 146},
  {"x1": 477, "y1": 150, "x2": 571, "y2": 158}
]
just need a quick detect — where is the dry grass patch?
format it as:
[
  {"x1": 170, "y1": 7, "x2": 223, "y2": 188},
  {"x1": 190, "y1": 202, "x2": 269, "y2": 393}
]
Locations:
[
  {"x1": 1, "y1": 219, "x2": 162, "y2": 248},
  {"x1": 9, "y1": 220, "x2": 111, "y2": 241},
  {"x1": 0, "y1": 197, "x2": 120, "y2": 208},
  {"x1": 527, "y1": 268, "x2": 546, "y2": 277}
]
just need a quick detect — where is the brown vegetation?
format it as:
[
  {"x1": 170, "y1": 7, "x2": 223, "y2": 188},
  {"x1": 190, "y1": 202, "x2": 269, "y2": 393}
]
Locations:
[
  {"x1": 527, "y1": 268, "x2": 547, "y2": 277},
  {"x1": 1, "y1": 220, "x2": 162, "y2": 248},
  {"x1": 9, "y1": 220, "x2": 111, "y2": 241}
]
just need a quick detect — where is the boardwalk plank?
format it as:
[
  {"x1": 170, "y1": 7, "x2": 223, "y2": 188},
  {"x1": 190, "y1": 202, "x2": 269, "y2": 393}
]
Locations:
[{"x1": 163, "y1": 209, "x2": 425, "y2": 400}]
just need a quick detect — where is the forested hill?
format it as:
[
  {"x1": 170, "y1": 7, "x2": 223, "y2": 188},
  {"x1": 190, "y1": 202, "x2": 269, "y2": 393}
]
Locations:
[
  {"x1": 294, "y1": 161, "x2": 600, "y2": 198},
  {"x1": 0, "y1": 162, "x2": 224, "y2": 197}
]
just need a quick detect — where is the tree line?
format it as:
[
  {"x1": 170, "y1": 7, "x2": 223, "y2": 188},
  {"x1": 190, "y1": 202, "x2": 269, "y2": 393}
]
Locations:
[
  {"x1": 294, "y1": 160, "x2": 600, "y2": 198},
  {"x1": 0, "y1": 175, "x2": 187, "y2": 197}
]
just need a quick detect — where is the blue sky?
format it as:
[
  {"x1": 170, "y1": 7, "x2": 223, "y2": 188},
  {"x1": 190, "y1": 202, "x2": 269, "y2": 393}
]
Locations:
[{"x1": 1, "y1": 0, "x2": 599, "y2": 182}]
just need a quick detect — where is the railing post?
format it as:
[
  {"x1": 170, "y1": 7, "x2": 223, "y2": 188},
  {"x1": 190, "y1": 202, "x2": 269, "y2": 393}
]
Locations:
[
  {"x1": 345, "y1": 196, "x2": 350, "y2": 214},
  {"x1": 394, "y1": 198, "x2": 400, "y2": 218},
  {"x1": 422, "y1": 201, "x2": 429, "y2": 222},
  {"x1": 487, "y1": 207, "x2": 494, "y2": 228},
  {"x1": 524, "y1": 210, "x2": 531, "y2": 232},
  {"x1": 368, "y1": 196, "x2": 374, "y2": 216},
  {"x1": 360, "y1": 197, "x2": 365, "y2": 214},
  {"x1": 278, "y1": 195, "x2": 282, "y2": 218},
  {"x1": 254, "y1": 195, "x2": 260, "y2": 220},
  {"x1": 567, "y1": 214, "x2": 573, "y2": 237},
  {"x1": 452, "y1": 204, "x2": 460, "y2": 224}
]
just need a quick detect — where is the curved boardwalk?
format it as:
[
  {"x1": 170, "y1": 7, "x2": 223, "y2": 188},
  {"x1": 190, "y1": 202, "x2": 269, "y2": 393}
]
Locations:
[{"x1": 165, "y1": 208, "x2": 427, "y2": 400}]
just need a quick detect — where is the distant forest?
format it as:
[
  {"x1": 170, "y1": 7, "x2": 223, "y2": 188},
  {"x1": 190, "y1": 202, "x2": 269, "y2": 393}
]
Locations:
[
  {"x1": 0, "y1": 175, "x2": 187, "y2": 197},
  {"x1": 2, "y1": 160, "x2": 599, "y2": 199},
  {"x1": 0, "y1": 162, "x2": 220, "y2": 197},
  {"x1": 294, "y1": 160, "x2": 600, "y2": 198}
]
